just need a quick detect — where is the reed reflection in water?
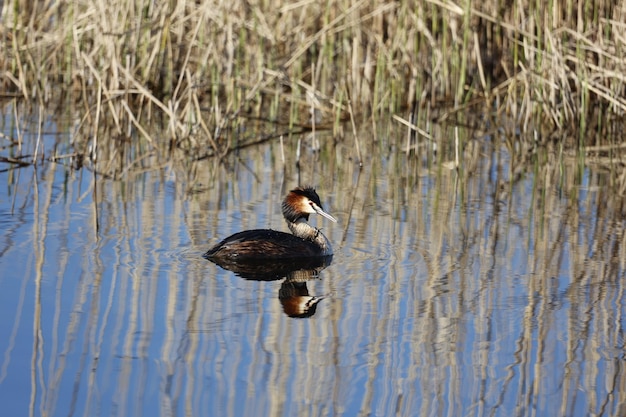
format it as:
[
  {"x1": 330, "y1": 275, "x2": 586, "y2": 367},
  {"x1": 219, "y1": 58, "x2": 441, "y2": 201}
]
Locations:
[{"x1": 0, "y1": 127, "x2": 626, "y2": 416}]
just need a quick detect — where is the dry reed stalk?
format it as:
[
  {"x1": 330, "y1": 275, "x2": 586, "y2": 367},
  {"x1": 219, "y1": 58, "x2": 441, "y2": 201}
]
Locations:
[
  {"x1": 393, "y1": 114, "x2": 433, "y2": 141},
  {"x1": 0, "y1": 0, "x2": 625, "y2": 176}
]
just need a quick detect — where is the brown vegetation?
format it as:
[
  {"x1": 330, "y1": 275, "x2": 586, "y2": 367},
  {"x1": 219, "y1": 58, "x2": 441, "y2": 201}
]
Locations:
[{"x1": 1, "y1": 0, "x2": 626, "y2": 173}]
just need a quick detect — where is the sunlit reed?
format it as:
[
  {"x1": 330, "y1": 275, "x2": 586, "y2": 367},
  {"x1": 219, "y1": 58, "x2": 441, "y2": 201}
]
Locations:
[{"x1": 1, "y1": 0, "x2": 625, "y2": 177}]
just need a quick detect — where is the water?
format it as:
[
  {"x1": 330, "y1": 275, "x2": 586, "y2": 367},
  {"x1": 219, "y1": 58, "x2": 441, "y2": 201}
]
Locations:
[{"x1": 1, "y1": 120, "x2": 626, "y2": 416}]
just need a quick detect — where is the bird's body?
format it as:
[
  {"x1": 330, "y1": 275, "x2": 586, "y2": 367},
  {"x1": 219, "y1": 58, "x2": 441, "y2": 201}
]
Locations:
[{"x1": 204, "y1": 187, "x2": 336, "y2": 261}]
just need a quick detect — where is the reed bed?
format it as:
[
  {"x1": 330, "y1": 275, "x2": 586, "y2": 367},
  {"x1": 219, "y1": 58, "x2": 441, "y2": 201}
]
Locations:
[{"x1": 1, "y1": 0, "x2": 626, "y2": 174}]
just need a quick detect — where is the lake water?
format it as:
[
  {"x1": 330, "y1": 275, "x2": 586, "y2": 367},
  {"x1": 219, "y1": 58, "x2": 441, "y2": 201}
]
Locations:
[{"x1": 1, "y1": 115, "x2": 626, "y2": 416}]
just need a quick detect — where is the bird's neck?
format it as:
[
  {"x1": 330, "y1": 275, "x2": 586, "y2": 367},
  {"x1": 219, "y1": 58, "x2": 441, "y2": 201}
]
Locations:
[
  {"x1": 287, "y1": 218, "x2": 332, "y2": 254},
  {"x1": 287, "y1": 218, "x2": 318, "y2": 239}
]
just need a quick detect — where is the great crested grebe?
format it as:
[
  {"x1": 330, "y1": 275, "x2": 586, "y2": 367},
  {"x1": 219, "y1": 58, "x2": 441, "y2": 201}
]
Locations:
[{"x1": 204, "y1": 186, "x2": 337, "y2": 261}]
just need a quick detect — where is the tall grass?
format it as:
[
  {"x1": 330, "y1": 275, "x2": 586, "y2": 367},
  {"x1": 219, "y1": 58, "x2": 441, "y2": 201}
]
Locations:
[{"x1": 1, "y1": 0, "x2": 625, "y2": 171}]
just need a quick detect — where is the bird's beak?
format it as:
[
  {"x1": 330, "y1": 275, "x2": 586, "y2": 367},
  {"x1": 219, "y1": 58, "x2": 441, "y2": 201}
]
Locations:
[{"x1": 312, "y1": 203, "x2": 337, "y2": 223}]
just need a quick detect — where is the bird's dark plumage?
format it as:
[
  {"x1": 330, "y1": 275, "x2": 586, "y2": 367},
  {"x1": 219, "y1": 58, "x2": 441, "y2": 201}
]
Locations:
[{"x1": 204, "y1": 186, "x2": 337, "y2": 262}]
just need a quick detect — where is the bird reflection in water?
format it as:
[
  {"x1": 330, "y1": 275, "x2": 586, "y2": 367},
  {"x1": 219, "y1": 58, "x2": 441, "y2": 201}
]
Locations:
[
  {"x1": 278, "y1": 268, "x2": 330, "y2": 318},
  {"x1": 204, "y1": 255, "x2": 333, "y2": 318}
]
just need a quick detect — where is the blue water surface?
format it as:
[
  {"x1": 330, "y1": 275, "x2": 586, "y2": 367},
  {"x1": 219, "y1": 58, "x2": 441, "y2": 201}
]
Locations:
[{"x1": 1, "y1": 120, "x2": 625, "y2": 417}]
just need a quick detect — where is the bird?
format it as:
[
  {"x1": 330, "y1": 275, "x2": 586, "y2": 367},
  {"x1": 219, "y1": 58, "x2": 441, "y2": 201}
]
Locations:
[{"x1": 204, "y1": 186, "x2": 336, "y2": 261}]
